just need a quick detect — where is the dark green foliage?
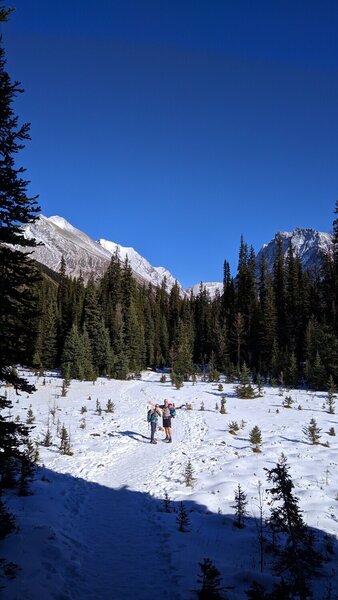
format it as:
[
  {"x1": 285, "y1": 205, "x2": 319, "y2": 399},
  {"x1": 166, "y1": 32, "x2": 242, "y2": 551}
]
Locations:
[
  {"x1": 0, "y1": 494, "x2": 15, "y2": 539},
  {"x1": 326, "y1": 375, "x2": 336, "y2": 414},
  {"x1": 235, "y1": 363, "x2": 256, "y2": 399},
  {"x1": 162, "y1": 490, "x2": 171, "y2": 513},
  {"x1": 302, "y1": 418, "x2": 321, "y2": 445},
  {"x1": 42, "y1": 426, "x2": 52, "y2": 447},
  {"x1": 249, "y1": 425, "x2": 262, "y2": 451},
  {"x1": 18, "y1": 439, "x2": 36, "y2": 496},
  {"x1": 0, "y1": 7, "x2": 40, "y2": 506},
  {"x1": 176, "y1": 501, "x2": 190, "y2": 532},
  {"x1": 26, "y1": 404, "x2": 35, "y2": 424},
  {"x1": 282, "y1": 395, "x2": 294, "y2": 409},
  {"x1": 17, "y1": 192, "x2": 338, "y2": 393},
  {"x1": 59, "y1": 425, "x2": 72, "y2": 455},
  {"x1": 197, "y1": 558, "x2": 224, "y2": 599},
  {"x1": 228, "y1": 420, "x2": 239, "y2": 434},
  {"x1": 265, "y1": 455, "x2": 322, "y2": 598},
  {"x1": 232, "y1": 484, "x2": 249, "y2": 528}
]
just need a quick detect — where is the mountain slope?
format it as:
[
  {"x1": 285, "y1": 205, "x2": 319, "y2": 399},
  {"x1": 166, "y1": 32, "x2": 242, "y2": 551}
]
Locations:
[
  {"x1": 22, "y1": 215, "x2": 182, "y2": 291},
  {"x1": 21, "y1": 217, "x2": 333, "y2": 294},
  {"x1": 255, "y1": 227, "x2": 333, "y2": 271}
]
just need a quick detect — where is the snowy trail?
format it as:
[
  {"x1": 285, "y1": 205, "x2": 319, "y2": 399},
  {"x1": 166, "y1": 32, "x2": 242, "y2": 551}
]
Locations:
[{"x1": 27, "y1": 374, "x2": 210, "y2": 600}]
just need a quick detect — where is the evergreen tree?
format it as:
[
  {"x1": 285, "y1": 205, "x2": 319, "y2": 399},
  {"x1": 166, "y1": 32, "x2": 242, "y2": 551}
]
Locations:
[
  {"x1": 235, "y1": 362, "x2": 256, "y2": 399},
  {"x1": 231, "y1": 312, "x2": 246, "y2": 373},
  {"x1": 162, "y1": 490, "x2": 171, "y2": 513},
  {"x1": 176, "y1": 501, "x2": 190, "y2": 532},
  {"x1": 302, "y1": 418, "x2": 321, "y2": 445},
  {"x1": 83, "y1": 279, "x2": 111, "y2": 376},
  {"x1": 232, "y1": 483, "x2": 249, "y2": 528},
  {"x1": 249, "y1": 425, "x2": 262, "y2": 452},
  {"x1": 326, "y1": 375, "x2": 336, "y2": 414},
  {"x1": 173, "y1": 320, "x2": 193, "y2": 380},
  {"x1": 273, "y1": 235, "x2": 287, "y2": 351},
  {"x1": 184, "y1": 458, "x2": 195, "y2": 487},
  {"x1": 0, "y1": 7, "x2": 39, "y2": 496},
  {"x1": 312, "y1": 351, "x2": 327, "y2": 390},
  {"x1": 265, "y1": 454, "x2": 321, "y2": 598},
  {"x1": 197, "y1": 558, "x2": 224, "y2": 599},
  {"x1": 59, "y1": 424, "x2": 72, "y2": 455},
  {"x1": 18, "y1": 438, "x2": 36, "y2": 496}
]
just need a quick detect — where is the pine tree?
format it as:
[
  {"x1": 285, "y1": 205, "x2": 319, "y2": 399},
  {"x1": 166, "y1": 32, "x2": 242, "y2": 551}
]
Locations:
[
  {"x1": 18, "y1": 438, "x2": 36, "y2": 496},
  {"x1": 235, "y1": 362, "x2": 256, "y2": 399},
  {"x1": 59, "y1": 425, "x2": 72, "y2": 455},
  {"x1": 26, "y1": 404, "x2": 35, "y2": 424},
  {"x1": 162, "y1": 490, "x2": 171, "y2": 513},
  {"x1": 249, "y1": 425, "x2": 262, "y2": 452},
  {"x1": 176, "y1": 501, "x2": 190, "y2": 532},
  {"x1": 197, "y1": 558, "x2": 224, "y2": 599},
  {"x1": 232, "y1": 484, "x2": 249, "y2": 528},
  {"x1": 282, "y1": 395, "x2": 294, "y2": 409},
  {"x1": 265, "y1": 454, "x2": 322, "y2": 598},
  {"x1": 42, "y1": 425, "x2": 52, "y2": 447},
  {"x1": 172, "y1": 320, "x2": 193, "y2": 380},
  {"x1": 326, "y1": 375, "x2": 336, "y2": 414},
  {"x1": 302, "y1": 418, "x2": 321, "y2": 445},
  {"x1": 184, "y1": 459, "x2": 195, "y2": 487},
  {"x1": 0, "y1": 4, "x2": 40, "y2": 496}
]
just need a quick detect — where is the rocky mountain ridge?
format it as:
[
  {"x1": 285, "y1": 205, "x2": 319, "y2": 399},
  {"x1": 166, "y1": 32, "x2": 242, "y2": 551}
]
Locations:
[{"x1": 21, "y1": 216, "x2": 333, "y2": 298}]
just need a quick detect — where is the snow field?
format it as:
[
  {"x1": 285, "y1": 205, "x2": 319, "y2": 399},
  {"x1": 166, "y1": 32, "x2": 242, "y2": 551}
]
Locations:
[{"x1": 1, "y1": 371, "x2": 338, "y2": 599}]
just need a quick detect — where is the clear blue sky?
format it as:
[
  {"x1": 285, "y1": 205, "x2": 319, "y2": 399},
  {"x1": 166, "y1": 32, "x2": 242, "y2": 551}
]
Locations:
[{"x1": 3, "y1": 0, "x2": 338, "y2": 287}]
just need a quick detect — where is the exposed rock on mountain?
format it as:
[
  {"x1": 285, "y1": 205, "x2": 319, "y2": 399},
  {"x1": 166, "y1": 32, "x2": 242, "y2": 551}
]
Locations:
[
  {"x1": 255, "y1": 227, "x2": 333, "y2": 272},
  {"x1": 21, "y1": 217, "x2": 332, "y2": 296},
  {"x1": 22, "y1": 215, "x2": 183, "y2": 292}
]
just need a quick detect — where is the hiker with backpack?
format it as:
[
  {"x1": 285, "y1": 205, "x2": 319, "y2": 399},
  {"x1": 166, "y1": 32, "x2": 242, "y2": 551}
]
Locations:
[
  {"x1": 158, "y1": 399, "x2": 176, "y2": 443},
  {"x1": 147, "y1": 404, "x2": 162, "y2": 444}
]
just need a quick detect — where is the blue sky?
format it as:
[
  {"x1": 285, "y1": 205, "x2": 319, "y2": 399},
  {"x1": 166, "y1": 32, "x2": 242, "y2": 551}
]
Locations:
[{"x1": 3, "y1": 0, "x2": 338, "y2": 287}]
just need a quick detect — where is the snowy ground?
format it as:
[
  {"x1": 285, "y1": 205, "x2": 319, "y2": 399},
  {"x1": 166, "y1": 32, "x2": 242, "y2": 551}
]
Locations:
[{"x1": 1, "y1": 371, "x2": 338, "y2": 599}]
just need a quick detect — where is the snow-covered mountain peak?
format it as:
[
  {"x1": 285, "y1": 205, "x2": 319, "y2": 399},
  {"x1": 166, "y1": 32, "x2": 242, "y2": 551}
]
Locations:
[
  {"x1": 99, "y1": 238, "x2": 185, "y2": 294},
  {"x1": 186, "y1": 282, "x2": 223, "y2": 299},
  {"x1": 256, "y1": 227, "x2": 332, "y2": 271},
  {"x1": 20, "y1": 214, "x2": 184, "y2": 292},
  {"x1": 47, "y1": 215, "x2": 77, "y2": 232}
]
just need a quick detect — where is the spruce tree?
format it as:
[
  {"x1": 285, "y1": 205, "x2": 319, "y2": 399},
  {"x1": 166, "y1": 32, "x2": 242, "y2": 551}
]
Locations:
[
  {"x1": 197, "y1": 558, "x2": 224, "y2": 599},
  {"x1": 232, "y1": 483, "x2": 249, "y2": 528},
  {"x1": 235, "y1": 362, "x2": 256, "y2": 399},
  {"x1": 172, "y1": 320, "x2": 193, "y2": 380},
  {"x1": 265, "y1": 454, "x2": 321, "y2": 598},
  {"x1": 176, "y1": 501, "x2": 190, "y2": 532},
  {"x1": 249, "y1": 425, "x2": 262, "y2": 452},
  {"x1": 302, "y1": 418, "x2": 321, "y2": 445},
  {"x1": 0, "y1": 6, "x2": 39, "y2": 495},
  {"x1": 184, "y1": 458, "x2": 195, "y2": 487},
  {"x1": 326, "y1": 375, "x2": 336, "y2": 414},
  {"x1": 162, "y1": 490, "x2": 171, "y2": 513}
]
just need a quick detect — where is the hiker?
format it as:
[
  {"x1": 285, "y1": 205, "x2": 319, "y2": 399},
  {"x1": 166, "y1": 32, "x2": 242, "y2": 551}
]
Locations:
[
  {"x1": 158, "y1": 399, "x2": 177, "y2": 443},
  {"x1": 147, "y1": 404, "x2": 162, "y2": 444}
]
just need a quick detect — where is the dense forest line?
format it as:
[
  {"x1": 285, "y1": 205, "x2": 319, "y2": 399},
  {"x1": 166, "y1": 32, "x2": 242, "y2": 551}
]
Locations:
[{"x1": 29, "y1": 212, "x2": 338, "y2": 391}]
